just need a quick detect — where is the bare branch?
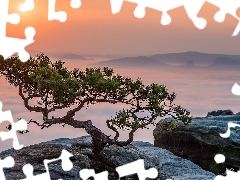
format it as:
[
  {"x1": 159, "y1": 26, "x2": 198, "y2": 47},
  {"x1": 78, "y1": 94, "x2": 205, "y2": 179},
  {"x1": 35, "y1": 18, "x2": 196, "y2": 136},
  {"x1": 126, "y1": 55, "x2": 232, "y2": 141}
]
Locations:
[
  {"x1": 114, "y1": 127, "x2": 138, "y2": 146},
  {"x1": 18, "y1": 79, "x2": 44, "y2": 113}
]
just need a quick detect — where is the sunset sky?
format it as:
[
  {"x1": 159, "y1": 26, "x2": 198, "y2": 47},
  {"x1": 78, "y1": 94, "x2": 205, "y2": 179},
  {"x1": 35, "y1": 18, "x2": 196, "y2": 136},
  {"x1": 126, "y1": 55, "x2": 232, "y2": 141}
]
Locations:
[
  {"x1": 0, "y1": 0, "x2": 240, "y2": 151},
  {"x1": 7, "y1": 0, "x2": 240, "y2": 56}
]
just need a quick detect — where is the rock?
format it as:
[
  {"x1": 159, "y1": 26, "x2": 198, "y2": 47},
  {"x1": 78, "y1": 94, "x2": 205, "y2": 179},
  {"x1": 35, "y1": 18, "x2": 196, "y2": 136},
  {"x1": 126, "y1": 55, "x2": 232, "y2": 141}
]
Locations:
[
  {"x1": 207, "y1": 109, "x2": 234, "y2": 117},
  {"x1": 153, "y1": 115, "x2": 240, "y2": 175},
  {"x1": 0, "y1": 136, "x2": 160, "y2": 180},
  {"x1": 1, "y1": 143, "x2": 86, "y2": 180},
  {"x1": 0, "y1": 136, "x2": 215, "y2": 180},
  {"x1": 132, "y1": 141, "x2": 215, "y2": 180}
]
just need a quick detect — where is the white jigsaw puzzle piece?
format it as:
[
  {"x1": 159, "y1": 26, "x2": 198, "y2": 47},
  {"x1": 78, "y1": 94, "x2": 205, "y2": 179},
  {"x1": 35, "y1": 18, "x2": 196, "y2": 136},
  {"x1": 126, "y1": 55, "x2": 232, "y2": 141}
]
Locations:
[
  {"x1": 0, "y1": 0, "x2": 82, "y2": 62},
  {"x1": 215, "y1": 170, "x2": 240, "y2": 180},
  {"x1": 0, "y1": 101, "x2": 28, "y2": 150},
  {"x1": 110, "y1": 0, "x2": 240, "y2": 35},
  {"x1": 48, "y1": 0, "x2": 67, "y2": 22},
  {"x1": 207, "y1": 0, "x2": 240, "y2": 36},
  {"x1": 22, "y1": 164, "x2": 50, "y2": 180},
  {"x1": 71, "y1": 0, "x2": 81, "y2": 9},
  {"x1": 116, "y1": 159, "x2": 158, "y2": 180},
  {"x1": 48, "y1": 0, "x2": 81, "y2": 22},
  {"x1": 80, "y1": 169, "x2": 109, "y2": 180},
  {"x1": 21, "y1": 149, "x2": 73, "y2": 180},
  {"x1": 182, "y1": 0, "x2": 207, "y2": 29},
  {"x1": 232, "y1": 83, "x2": 240, "y2": 96},
  {"x1": 220, "y1": 122, "x2": 240, "y2": 138},
  {"x1": 214, "y1": 85, "x2": 240, "y2": 180},
  {"x1": 80, "y1": 159, "x2": 158, "y2": 180},
  {"x1": 0, "y1": 156, "x2": 14, "y2": 180},
  {"x1": 206, "y1": 0, "x2": 240, "y2": 22},
  {"x1": 214, "y1": 160, "x2": 240, "y2": 180},
  {"x1": 110, "y1": 0, "x2": 206, "y2": 27},
  {"x1": 19, "y1": 0, "x2": 35, "y2": 12},
  {"x1": 111, "y1": 0, "x2": 183, "y2": 25},
  {"x1": 0, "y1": 0, "x2": 36, "y2": 62}
]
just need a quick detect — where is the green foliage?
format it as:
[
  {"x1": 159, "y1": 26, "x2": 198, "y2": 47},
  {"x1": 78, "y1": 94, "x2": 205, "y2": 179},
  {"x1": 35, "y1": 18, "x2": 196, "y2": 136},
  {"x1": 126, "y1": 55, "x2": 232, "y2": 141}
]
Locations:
[
  {"x1": 162, "y1": 120, "x2": 179, "y2": 132},
  {"x1": 0, "y1": 53, "x2": 192, "y2": 132},
  {"x1": 173, "y1": 105, "x2": 192, "y2": 125}
]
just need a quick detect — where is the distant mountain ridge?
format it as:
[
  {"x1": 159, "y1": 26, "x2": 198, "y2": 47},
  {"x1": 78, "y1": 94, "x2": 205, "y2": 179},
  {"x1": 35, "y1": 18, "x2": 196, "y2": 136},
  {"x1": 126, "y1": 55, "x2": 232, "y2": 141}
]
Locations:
[
  {"x1": 51, "y1": 53, "x2": 94, "y2": 60},
  {"x1": 94, "y1": 51, "x2": 240, "y2": 70},
  {"x1": 150, "y1": 51, "x2": 240, "y2": 65},
  {"x1": 211, "y1": 57, "x2": 240, "y2": 66},
  {"x1": 95, "y1": 56, "x2": 168, "y2": 69}
]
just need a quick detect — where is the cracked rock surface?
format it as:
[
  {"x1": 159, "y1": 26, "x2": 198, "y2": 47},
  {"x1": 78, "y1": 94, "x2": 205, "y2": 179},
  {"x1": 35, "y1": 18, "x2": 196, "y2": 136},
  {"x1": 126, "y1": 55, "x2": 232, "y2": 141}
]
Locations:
[
  {"x1": 1, "y1": 136, "x2": 215, "y2": 179},
  {"x1": 154, "y1": 114, "x2": 240, "y2": 175}
]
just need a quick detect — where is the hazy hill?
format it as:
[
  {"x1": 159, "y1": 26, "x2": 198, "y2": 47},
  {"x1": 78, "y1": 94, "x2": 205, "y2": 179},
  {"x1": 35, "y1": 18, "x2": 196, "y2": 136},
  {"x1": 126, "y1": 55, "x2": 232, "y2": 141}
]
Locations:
[
  {"x1": 95, "y1": 56, "x2": 168, "y2": 69},
  {"x1": 211, "y1": 57, "x2": 240, "y2": 66},
  {"x1": 150, "y1": 51, "x2": 240, "y2": 66},
  {"x1": 51, "y1": 53, "x2": 94, "y2": 60},
  {"x1": 204, "y1": 57, "x2": 240, "y2": 71},
  {"x1": 176, "y1": 60, "x2": 202, "y2": 69},
  {"x1": 94, "y1": 52, "x2": 240, "y2": 71}
]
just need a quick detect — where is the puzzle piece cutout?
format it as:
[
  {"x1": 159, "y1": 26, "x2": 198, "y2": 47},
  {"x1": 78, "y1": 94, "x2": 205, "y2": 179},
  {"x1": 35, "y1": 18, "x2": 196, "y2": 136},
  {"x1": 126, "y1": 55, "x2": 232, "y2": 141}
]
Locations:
[
  {"x1": 80, "y1": 159, "x2": 158, "y2": 180},
  {"x1": 70, "y1": 0, "x2": 82, "y2": 9},
  {"x1": 0, "y1": 0, "x2": 82, "y2": 62},
  {"x1": 206, "y1": 0, "x2": 240, "y2": 36},
  {"x1": 21, "y1": 149, "x2": 73, "y2": 180},
  {"x1": 215, "y1": 169, "x2": 240, "y2": 180},
  {"x1": 213, "y1": 150, "x2": 239, "y2": 179},
  {"x1": 215, "y1": 121, "x2": 240, "y2": 179},
  {"x1": 215, "y1": 153, "x2": 240, "y2": 180},
  {"x1": 19, "y1": 0, "x2": 35, "y2": 12},
  {"x1": 111, "y1": 0, "x2": 206, "y2": 29},
  {"x1": 0, "y1": 156, "x2": 14, "y2": 180},
  {"x1": 110, "y1": 0, "x2": 240, "y2": 36},
  {"x1": 220, "y1": 122, "x2": 240, "y2": 138},
  {"x1": 232, "y1": 83, "x2": 240, "y2": 96},
  {"x1": 116, "y1": 159, "x2": 158, "y2": 180},
  {"x1": 48, "y1": 0, "x2": 81, "y2": 22},
  {"x1": 80, "y1": 169, "x2": 109, "y2": 180},
  {"x1": 0, "y1": 101, "x2": 28, "y2": 150},
  {"x1": 213, "y1": 87, "x2": 240, "y2": 180},
  {"x1": 0, "y1": 0, "x2": 36, "y2": 62}
]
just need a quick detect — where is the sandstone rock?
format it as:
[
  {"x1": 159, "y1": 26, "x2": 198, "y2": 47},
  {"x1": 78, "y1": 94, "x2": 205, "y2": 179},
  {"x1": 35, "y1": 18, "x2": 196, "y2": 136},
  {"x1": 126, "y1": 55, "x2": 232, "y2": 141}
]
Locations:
[
  {"x1": 132, "y1": 141, "x2": 215, "y2": 180},
  {"x1": 153, "y1": 115, "x2": 240, "y2": 175},
  {"x1": 0, "y1": 136, "x2": 215, "y2": 180},
  {"x1": 1, "y1": 143, "x2": 85, "y2": 180},
  {"x1": 0, "y1": 136, "x2": 160, "y2": 180}
]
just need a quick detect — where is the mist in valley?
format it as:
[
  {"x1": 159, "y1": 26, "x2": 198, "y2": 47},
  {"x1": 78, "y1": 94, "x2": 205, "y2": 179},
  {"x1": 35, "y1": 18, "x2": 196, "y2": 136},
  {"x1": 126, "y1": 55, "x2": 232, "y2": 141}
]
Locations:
[{"x1": 0, "y1": 52, "x2": 239, "y2": 151}]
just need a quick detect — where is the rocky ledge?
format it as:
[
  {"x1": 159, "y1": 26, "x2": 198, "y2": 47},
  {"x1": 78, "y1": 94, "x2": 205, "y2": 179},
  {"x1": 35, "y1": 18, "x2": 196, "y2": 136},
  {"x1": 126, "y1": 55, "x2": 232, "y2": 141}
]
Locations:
[
  {"x1": 0, "y1": 136, "x2": 215, "y2": 180},
  {"x1": 153, "y1": 110, "x2": 240, "y2": 175}
]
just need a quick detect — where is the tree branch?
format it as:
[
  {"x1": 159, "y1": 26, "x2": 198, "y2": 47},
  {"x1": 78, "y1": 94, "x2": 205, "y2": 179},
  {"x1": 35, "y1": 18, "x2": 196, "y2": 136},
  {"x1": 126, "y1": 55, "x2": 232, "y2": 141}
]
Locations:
[{"x1": 18, "y1": 79, "x2": 44, "y2": 113}]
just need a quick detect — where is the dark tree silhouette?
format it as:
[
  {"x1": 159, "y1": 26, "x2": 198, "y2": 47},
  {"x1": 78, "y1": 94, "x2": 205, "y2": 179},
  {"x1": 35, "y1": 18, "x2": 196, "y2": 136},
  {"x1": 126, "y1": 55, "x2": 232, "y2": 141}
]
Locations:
[{"x1": 0, "y1": 53, "x2": 192, "y2": 169}]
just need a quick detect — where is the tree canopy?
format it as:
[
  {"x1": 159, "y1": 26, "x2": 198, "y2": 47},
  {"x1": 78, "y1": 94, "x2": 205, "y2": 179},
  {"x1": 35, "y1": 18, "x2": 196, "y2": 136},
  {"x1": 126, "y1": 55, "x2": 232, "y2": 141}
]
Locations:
[{"x1": 0, "y1": 53, "x2": 192, "y2": 158}]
